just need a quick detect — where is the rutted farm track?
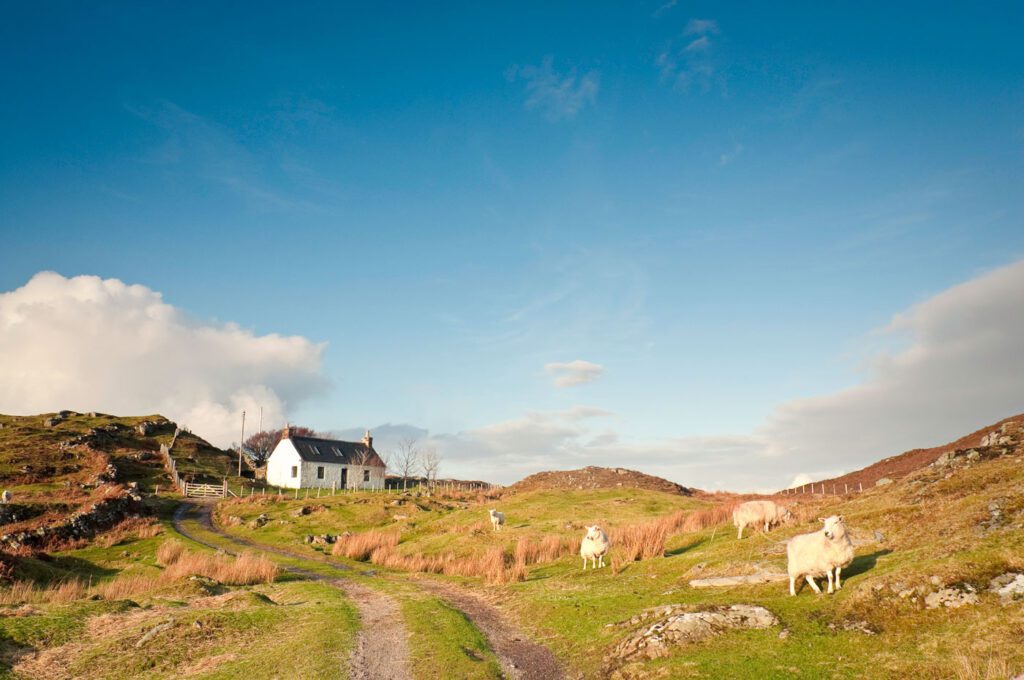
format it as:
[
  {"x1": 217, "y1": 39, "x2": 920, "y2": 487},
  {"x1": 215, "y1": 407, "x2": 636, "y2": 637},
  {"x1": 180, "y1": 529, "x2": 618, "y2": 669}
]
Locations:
[{"x1": 172, "y1": 501, "x2": 563, "y2": 680}]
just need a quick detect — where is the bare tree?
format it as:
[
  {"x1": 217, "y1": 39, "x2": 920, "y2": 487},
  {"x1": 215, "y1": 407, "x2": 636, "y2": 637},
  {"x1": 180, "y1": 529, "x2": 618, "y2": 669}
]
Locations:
[
  {"x1": 243, "y1": 426, "x2": 319, "y2": 468},
  {"x1": 420, "y1": 448, "x2": 441, "y2": 494},
  {"x1": 393, "y1": 437, "x2": 420, "y2": 490}
]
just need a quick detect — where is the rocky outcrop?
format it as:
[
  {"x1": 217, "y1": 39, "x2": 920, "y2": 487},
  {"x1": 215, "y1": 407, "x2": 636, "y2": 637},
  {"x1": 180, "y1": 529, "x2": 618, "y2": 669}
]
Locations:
[
  {"x1": 0, "y1": 504, "x2": 44, "y2": 528},
  {"x1": 606, "y1": 604, "x2": 779, "y2": 663},
  {"x1": 989, "y1": 573, "x2": 1024, "y2": 604},
  {"x1": 0, "y1": 492, "x2": 143, "y2": 551},
  {"x1": 689, "y1": 571, "x2": 789, "y2": 588},
  {"x1": 924, "y1": 584, "x2": 979, "y2": 609}
]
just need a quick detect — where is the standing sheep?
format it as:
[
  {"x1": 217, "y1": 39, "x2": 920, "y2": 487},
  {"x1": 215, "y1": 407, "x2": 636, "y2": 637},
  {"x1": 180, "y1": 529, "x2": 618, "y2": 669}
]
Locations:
[
  {"x1": 786, "y1": 515, "x2": 854, "y2": 596},
  {"x1": 488, "y1": 508, "x2": 505, "y2": 531},
  {"x1": 580, "y1": 525, "x2": 610, "y2": 570},
  {"x1": 0, "y1": 490, "x2": 9, "y2": 504},
  {"x1": 733, "y1": 500, "x2": 793, "y2": 539}
]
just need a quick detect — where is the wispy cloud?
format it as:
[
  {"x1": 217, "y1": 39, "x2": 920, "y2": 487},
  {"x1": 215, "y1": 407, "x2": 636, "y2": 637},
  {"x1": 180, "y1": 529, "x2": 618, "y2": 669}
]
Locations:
[
  {"x1": 719, "y1": 142, "x2": 744, "y2": 166},
  {"x1": 544, "y1": 360, "x2": 605, "y2": 387},
  {"x1": 657, "y1": 18, "x2": 722, "y2": 92},
  {"x1": 506, "y1": 57, "x2": 600, "y2": 121},
  {"x1": 652, "y1": 0, "x2": 678, "y2": 18}
]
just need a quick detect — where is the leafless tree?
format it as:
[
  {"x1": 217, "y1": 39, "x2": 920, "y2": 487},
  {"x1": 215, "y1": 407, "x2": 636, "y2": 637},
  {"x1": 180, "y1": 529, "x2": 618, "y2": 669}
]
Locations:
[
  {"x1": 393, "y1": 437, "x2": 420, "y2": 489},
  {"x1": 420, "y1": 448, "x2": 441, "y2": 494},
  {"x1": 242, "y1": 426, "x2": 319, "y2": 467}
]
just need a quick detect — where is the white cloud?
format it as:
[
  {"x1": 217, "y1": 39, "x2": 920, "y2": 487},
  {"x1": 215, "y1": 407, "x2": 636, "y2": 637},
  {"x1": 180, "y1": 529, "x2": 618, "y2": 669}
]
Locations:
[
  {"x1": 544, "y1": 360, "x2": 605, "y2": 387},
  {"x1": 761, "y1": 258, "x2": 1024, "y2": 480},
  {"x1": 684, "y1": 19, "x2": 719, "y2": 36},
  {"x1": 395, "y1": 259, "x2": 1024, "y2": 491},
  {"x1": 507, "y1": 57, "x2": 600, "y2": 121},
  {"x1": 658, "y1": 18, "x2": 721, "y2": 92},
  {"x1": 0, "y1": 272, "x2": 327, "y2": 447}
]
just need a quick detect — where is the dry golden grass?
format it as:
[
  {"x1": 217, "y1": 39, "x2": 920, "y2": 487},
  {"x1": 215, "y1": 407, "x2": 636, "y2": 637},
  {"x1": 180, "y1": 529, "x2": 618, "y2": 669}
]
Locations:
[
  {"x1": 953, "y1": 652, "x2": 1014, "y2": 680},
  {"x1": 0, "y1": 579, "x2": 86, "y2": 605},
  {"x1": 156, "y1": 539, "x2": 186, "y2": 566},
  {"x1": 331, "y1": 530, "x2": 399, "y2": 560},
  {"x1": 160, "y1": 550, "x2": 278, "y2": 585}
]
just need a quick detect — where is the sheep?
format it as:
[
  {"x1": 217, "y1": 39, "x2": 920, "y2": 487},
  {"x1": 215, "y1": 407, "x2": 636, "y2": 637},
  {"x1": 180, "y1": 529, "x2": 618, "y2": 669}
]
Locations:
[
  {"x1": 488, "y1": 508, "x2": 505, "y2": 531},
  {"x1": 733, "y1": 500, "x2": 793, "y2": 539},
  {"x1": 786, "y1": 515, "x2": 855, "y2": 596},
  {"x1": 0, "y1": 490, "x2": 9, "y2": 504},
  {"x1": 580, "y1": 525, "x2": 610, "y2": 570}
]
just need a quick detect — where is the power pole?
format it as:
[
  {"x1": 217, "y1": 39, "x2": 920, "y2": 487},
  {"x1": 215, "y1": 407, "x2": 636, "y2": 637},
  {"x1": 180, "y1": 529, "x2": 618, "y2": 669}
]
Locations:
[
  {"x1": 238, "y1": 410, "x2": 246, "y2": 476},
  {"x1": 258, "y1": 406, "x2": 263, "y2": 435}
]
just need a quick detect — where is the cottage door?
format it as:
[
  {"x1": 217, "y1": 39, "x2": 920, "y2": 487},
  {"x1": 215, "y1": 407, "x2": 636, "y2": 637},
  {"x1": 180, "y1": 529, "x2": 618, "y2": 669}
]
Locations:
[{"x1": 340, "y1": 467, "x2": 348, "y2": 489}]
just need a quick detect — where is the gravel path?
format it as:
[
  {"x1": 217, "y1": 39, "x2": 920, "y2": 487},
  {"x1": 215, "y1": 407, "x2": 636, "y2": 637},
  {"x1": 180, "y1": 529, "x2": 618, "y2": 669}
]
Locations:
[
  {"x1": 172, "y1": 502, "x2": 411, "y2": 680},
  {"x1": 415, "y1": 580, "x2": 563, "y2": 680},
  {"x1": 172, "y1": 501, "x2": 564, "y2": 680}
]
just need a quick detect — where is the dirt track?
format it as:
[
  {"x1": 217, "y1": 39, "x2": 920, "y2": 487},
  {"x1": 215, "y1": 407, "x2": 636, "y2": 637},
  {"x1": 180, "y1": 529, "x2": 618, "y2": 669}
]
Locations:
[{"x1": 172, "y1": 501, "x2": 563, "y2": 680}]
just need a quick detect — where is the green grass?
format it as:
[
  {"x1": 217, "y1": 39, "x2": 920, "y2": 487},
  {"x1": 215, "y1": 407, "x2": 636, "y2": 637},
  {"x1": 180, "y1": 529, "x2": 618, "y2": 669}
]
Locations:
[{"x1": 209, "y1": 453, "x2": 1024, "y2": 679}]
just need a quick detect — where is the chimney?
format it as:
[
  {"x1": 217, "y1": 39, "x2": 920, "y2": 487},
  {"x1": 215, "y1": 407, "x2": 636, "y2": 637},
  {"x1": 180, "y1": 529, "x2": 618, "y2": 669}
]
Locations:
[
  {"x1": 282, "y1": 424, "x2": 291, "y2": 440},
  {"x1": 362, "y1": 430, "x2": 373, "y2": 448}
]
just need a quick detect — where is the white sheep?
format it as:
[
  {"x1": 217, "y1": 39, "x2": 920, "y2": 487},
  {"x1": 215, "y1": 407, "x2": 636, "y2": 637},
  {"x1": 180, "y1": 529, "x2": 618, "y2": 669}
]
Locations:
[
  {"x1": 488, "y1": 508, "x2": 505, "y2": 531},
  {"x1": 580, "y1": 525, "x2": 610, "y2": 570},
  {"x1": 733, "y1": 500, "x2": 793, "y2": 539},
  {"x1": 786, "y1": 515, "x2": 854, "y2": 596},
  {"x1": 0, "y1": 490, "x2": 9, "y2": 504}
]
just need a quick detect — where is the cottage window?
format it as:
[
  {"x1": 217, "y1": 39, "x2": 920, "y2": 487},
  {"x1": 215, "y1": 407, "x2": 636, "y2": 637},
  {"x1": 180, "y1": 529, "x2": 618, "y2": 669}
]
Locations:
[
  {"x1": 363, "y1": 469, "x2": 370, "y2": 482},
  {"x1": 290, "y1": 466, "x2": 298, "y2": 478},
  {"x1": 317, "y1": 466, "x2": 325, "y2": 479}
]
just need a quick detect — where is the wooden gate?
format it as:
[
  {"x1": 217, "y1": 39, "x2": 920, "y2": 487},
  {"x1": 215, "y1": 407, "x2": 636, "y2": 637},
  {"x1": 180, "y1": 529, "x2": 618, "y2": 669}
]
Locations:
[{"x1": 184, "y1": 481, "x2": 227, "y2": 498}]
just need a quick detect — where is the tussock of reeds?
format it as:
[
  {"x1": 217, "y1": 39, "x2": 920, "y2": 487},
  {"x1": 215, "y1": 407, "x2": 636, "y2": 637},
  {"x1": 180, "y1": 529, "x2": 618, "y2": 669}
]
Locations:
[
  {"x1": 612, "y1": 522, "x2": 668, "y2": 562},
  {"x1": 331, "y1": 531, "x2": 399, "y2": 560},
  {"x1": 158, "y1": 546, "x2": 279, "y2": 585}
]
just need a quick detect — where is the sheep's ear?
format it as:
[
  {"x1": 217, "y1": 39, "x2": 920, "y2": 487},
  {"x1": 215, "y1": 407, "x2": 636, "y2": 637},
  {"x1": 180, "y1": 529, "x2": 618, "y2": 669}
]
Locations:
[
  {"x1": 838, "y1": 515, "x2": 844, "y2": 522},
  {"x1": 817, "y1": 517, "x2": 826, "y2": 523}
]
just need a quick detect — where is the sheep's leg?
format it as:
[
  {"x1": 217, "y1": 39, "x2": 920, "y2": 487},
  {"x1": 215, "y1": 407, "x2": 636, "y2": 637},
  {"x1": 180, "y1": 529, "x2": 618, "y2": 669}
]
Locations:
[
  {"x1": 737, "y1": 524, "x2": 744, "y2": 540},
  {"x1": 599, "y1": 555, "x2": 605, "y2": 568},
  {"x1": 765, "y1": 521, "x2": 770, "y2": 533},
  {"x1": 835, "y1": 566, "x2": 843, "y2": 590},
  {"x1": 805, "y1": 575, "x2": 822, "y2": 594},
  {"x1": 789, "y1": 576, "x2": 796, "y2": 596},
  {"x1": 826, "y1": 570, "x2": 834, "y2": 594}
]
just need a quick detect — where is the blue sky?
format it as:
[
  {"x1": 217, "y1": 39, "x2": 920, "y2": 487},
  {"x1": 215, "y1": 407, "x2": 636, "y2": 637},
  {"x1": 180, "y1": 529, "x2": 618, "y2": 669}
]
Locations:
[{"x1": 1, "y1": 2, "x2": 1022, "y2": 489}]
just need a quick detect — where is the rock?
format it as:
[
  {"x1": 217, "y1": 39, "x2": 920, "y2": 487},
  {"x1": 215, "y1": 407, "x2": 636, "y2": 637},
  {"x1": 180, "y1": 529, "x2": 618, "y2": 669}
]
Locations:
[
  {"x1": 875, "y1": 477, "x2": 893, "y2": 487},
  {"x1": 689, "y1": 572, "x2": 789, "y2": 588},
  {"x1": 933, "y1": 451, "x2": 955, "y2": 467},
  {"x1": 778, "y1": 629, "x2": 790, "y2": 640},
  {"x1": 874, "y1": 530, "x2": 885, "y2": 543},
  {"x1": 989, "y1": 573, "x2": 1024, "y2": 603},
  {"x1": 607, "y1": 604, "x2": 779, "y2": 663},
  {"x1": 43, "y1": 418, "x2": 59, "y2": 428},
  {"x1": 251, "y1": 513, "x2": 270, "y2": 529},
  {"x1": 925, "y1": 585, "x2": 979, "y2": 609}
]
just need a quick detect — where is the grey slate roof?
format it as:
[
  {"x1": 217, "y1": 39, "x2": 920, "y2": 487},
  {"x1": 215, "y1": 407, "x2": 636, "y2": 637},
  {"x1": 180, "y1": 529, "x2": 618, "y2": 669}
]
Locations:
[{"x1": 289, "y1": 435, "x2": 386, "y2": 468}]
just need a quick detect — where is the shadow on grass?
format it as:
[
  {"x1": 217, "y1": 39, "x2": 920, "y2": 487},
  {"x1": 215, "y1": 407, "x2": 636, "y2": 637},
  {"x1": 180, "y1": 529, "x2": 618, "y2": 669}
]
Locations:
[
  {"x1": 844, "y1": 549, "x2": 892, "y2": 579},
  {"x1": 666, "y1": 538, "x2": 707, "y2": 557}
]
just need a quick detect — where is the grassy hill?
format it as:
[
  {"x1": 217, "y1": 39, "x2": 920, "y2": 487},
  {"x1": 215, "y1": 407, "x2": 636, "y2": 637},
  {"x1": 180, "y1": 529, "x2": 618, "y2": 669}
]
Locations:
[{"x1": 0, "y1": 414, "x2": 1021, "y2": 678}]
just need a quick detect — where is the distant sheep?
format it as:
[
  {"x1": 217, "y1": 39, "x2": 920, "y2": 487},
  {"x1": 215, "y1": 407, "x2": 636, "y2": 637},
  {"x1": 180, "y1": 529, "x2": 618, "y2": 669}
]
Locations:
[
  {"x1": 580, "y1": 525, "x2": 610, "y2": 570},
  {"x1": 0, "y1": 490, "x2": 9, "y2": 504},
  {"x1": 488, "y1": 509, "x2": 505, "y2": 531},
  {"x1": 786, "y1": 515, "x2": 854, "y2": 596},
  {"x1": 733, "y1": 500, "x2": 793, "y2": 539}
]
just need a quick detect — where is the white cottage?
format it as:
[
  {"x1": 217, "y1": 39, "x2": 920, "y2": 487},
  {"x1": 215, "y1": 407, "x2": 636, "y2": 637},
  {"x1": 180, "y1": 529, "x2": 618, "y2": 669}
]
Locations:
[{"x1": 266, "y1": 426, "x2": 387, "y2": 490}]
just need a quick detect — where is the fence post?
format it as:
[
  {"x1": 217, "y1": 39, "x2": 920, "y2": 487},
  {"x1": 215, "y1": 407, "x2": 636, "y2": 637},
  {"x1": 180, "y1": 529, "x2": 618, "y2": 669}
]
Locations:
[{"x1": 859, "y1": 482, "x2": 863, "y2": 492}]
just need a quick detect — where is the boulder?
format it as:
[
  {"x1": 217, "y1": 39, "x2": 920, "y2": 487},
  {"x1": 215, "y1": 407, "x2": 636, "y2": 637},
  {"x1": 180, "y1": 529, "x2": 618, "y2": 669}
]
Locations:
[
  {"x1": 989, "y1": 573, "x2": 1024, "y2": 604},
  {"x1": 607, "y1": 605, "x2": 779, "y2": 663},
  {"x1": 924, "y1": 585, "x2": 978, "y2": 609},
  {"x1": 689, "y1": 572, "x2": 788, "y2": 588},
  {"x1": 875, "y1": 477, "x2": 893, "y2": 487}
]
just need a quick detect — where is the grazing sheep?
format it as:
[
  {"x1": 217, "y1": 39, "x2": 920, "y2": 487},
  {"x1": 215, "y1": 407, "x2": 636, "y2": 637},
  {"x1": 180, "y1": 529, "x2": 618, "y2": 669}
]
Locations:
[
  {"x1": 733, "y1": 500, "x2": 793, "y2": 539},
  {"x1": 787, "y1": 515, "x2": 855, "y2": 596},
  {"x1": 488, "y1": 508, "x2": 505, "y2": 531},
  {"x1": 0, "y1": 490, "x2": 9, "y2": 504},
  {"x1": 580, "y1": 525, "x2": 610, "y2": 570}
]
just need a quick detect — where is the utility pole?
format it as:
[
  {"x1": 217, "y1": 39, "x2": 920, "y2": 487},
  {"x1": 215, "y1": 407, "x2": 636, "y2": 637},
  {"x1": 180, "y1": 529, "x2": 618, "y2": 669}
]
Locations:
[
  {"x1": 258, "y1": 406, "x2": 263, "y2": 435},
  {"x1": 238, "y1": 410, "x2": 246, "y2": 476}
]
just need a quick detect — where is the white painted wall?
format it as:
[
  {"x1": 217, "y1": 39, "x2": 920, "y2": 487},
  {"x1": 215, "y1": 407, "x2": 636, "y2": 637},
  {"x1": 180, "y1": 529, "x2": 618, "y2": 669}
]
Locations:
[
  {"x1": 266, "y1": 439, "x2": 386, "y2": 490},
  {"x1": 266, "y1": 439, "x2": 302, "y2": 489}
]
